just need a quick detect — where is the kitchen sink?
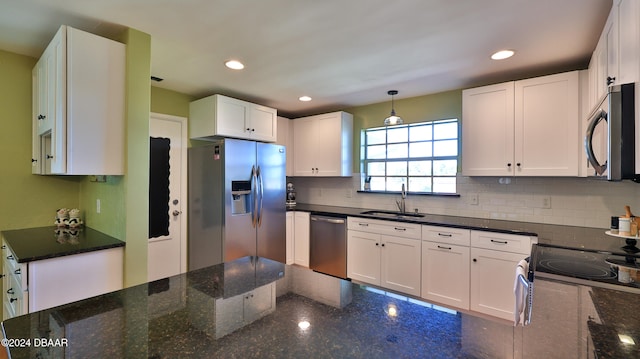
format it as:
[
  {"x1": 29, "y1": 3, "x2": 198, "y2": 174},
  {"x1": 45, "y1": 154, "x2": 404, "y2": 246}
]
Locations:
[{"x1": 360, "y1": 210, "x2": 425, "y2": 219}]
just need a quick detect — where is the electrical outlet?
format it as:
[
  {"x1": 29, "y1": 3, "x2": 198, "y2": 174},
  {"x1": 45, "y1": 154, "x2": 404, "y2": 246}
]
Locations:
[
  {"x1": 345, "y1": 189, "x2": 353, "y2": 198},
  {"x1": 96, "y1": 199, "x2": 101, "y2": 214},
  {"x1": 469, "y1": 193, "x2": 479, "y2": 205},
  {"x1": 542, "y1": 196, "x2": 551, "y2": 209}
]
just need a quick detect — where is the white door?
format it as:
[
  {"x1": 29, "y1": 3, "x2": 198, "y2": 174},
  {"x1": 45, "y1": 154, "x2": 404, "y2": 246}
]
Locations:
[{"x1": 148, "y1": 113, "x2": 187, "y2": 282}]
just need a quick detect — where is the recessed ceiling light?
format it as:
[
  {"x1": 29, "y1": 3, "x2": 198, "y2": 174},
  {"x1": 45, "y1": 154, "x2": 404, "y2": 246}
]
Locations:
[
  {"x1": 225, "y1": 60, "x2": 245, "y2": 70},
  {"x1": 491, "y1": 50, "x2": 515, "y2": 60},
  {"x1": 299, "y1": 96, "x2": 312, "y2": 102}
]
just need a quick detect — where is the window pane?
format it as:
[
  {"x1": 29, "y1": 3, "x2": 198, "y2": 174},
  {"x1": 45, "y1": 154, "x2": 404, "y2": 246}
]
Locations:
[
  {"x1": 409, "y1": 125, "x2": 432, "y2": 141},
  {"x1": 366, "y1": 129, "x2": 386, "y2": 145},
  {"x1": 370, "y1": 176, "x2": 386, "y2": 191},
  {"x1": 433, "y1": 139, "x2": 458, "y2": 156},
  {"x1": 409, "y1": 142, "x2": 432, "y2": 158},
  {"x1": 434, "y1": 122, "x2": 458, "y2": 140},
  {"x1": 367, "y1": 145, "x2": 386, "y2": 159},
  {"x1": 387, "y1": 143, "x2": 407, "y2": 158},
  {"x1": 433, "y1": 177, "x2": 456, "y2": 193},
  {"x1": 409, "y1": 177, "x2": 431, "y2": 192},
  {"x1": 409, "y1": 161, "x2": 431, "y2": 176},
  {"x1": 386, "y1": 177, "x2": 405, "y2": 191},
  {"x1": 387, "y1": 127, "x2": 408, "y2": 143},
  {"x1": 433, "y1": 160, "x2": 457, "y2": 176},
  {"x1": 367, "y1": 162, "x2": 385, "y2": 176},
  {"x1": 387, "y1": 161, "x2": 407, "y2": 176}
]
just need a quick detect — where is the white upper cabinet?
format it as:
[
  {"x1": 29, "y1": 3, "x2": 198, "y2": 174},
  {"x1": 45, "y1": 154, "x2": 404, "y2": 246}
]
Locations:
[
  {"x1": 189, "y1": 94, "x2": 278, "y2": 143},
  {"x1": 32, "y1": 25, "x2": 125, "y2": 175},
  {"x1": 276, "y1": 116, "x2": 294, "y2": 176},
  {"x1": 462, "y1": 71, "x2": 579, "y2": 177},
  {"x1": 292, "y1": 111, "x2": 353, "y2": 177}
]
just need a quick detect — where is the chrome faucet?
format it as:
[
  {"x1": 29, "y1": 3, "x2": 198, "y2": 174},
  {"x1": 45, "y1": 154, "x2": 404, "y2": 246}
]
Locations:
[{"x1": 396, "y1": 183, "x2": 406, "y2": 213}]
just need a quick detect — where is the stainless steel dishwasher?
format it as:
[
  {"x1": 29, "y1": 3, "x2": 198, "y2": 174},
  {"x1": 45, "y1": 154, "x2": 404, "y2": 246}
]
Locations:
[{"x1": 310, "y1": 214, "x2": 347, "y2": 279}]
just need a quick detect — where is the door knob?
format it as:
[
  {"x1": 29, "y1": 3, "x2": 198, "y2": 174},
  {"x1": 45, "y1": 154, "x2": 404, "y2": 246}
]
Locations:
[{"x1": 172, "y1": 210, "x2": 182, "y2": 216}]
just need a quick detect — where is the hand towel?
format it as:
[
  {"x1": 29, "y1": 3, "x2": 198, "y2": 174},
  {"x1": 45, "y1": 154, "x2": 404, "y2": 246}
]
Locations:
[{"x1": 513, "y1": 258, "x2": 529, "y2": 326}]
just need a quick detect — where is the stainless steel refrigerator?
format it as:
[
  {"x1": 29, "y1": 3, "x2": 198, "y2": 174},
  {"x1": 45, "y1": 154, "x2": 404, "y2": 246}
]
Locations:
[{"x1": 188, "y1": 139, "x2": 286, "y2": 270}]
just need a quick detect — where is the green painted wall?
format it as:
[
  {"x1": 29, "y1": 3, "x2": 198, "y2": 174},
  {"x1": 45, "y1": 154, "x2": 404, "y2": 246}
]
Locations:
[
  {"x1": 344, "y1": 89, "x2": 462, "y2": 172},
  {"x1": 0, "y1": 50, "x2": 80, "y2": 231},
  {"x1": 151, "y1": 86, "x2": 194, "y2": 117}
]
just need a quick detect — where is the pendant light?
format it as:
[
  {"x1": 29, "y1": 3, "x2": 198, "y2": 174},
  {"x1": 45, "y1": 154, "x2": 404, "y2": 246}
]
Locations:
[{"x1": 383, "y1": 90, "x2": 403, "y2": 126}]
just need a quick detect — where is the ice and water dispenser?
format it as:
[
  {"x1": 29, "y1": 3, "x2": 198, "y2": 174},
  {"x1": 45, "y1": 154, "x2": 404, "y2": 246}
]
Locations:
[{"x1": 231, "y1": 180, "x2": 251, "y2": 215}]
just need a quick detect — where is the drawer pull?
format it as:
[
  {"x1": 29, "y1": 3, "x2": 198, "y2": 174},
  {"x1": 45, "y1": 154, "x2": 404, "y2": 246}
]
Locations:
[
  {"x1": 359, "y1": 223, "x2": 369, "y2": 227},
  {"x1": 437, "y1": 245, "x2": 452, "y2": 250},
  {"x1": 490, "y1": 239, "x2": 508, "y2": 244},
  {"x1": 438, "y1": 233, "x2": 453, "y2": 237},
  {"x1": 6, "y1": 288, "x2": 14, "y2": 295},
  {"x1": 14, "y1": 268, "x2": 20, "y2": 275},
  {"x1": 394, "y1": 227, "x2": 407, "y2": 231},
  {"x1": 6, "y1": 255, "x2": 13, "y2": 260},
  {"x1": 10, "y1": 298, "x2": 17, "y2": 303}
]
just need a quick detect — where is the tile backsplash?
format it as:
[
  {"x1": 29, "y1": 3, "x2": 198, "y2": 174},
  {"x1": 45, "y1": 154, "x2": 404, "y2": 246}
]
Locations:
[{"x1": 290, "y1": 173, "x2": 640, "y2": 229}]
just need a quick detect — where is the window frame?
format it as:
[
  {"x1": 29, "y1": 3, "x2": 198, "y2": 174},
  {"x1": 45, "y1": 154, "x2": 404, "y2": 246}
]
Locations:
[{"x1": 361, "y1": 119, "x2": 459, "y2": 195}]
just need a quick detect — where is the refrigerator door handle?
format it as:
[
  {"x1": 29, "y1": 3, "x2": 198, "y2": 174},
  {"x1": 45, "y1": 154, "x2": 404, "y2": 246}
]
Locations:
[
  {"x1": 257, "y1": 165, "x2": 264, "y2": 227},
  {"x1": 251, "y1": 165, "x2": 258, "y2": 228}
]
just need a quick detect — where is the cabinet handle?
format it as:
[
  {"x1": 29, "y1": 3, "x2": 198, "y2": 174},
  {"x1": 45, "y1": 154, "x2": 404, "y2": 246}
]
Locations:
[
  {"x1": 490, "y1": 239, "x2": 508, "y2": 244},
  {"x1": 6, "y1": 288, "x2": 14, "y2": 295},
  {"x1": 375, "y1": 243, "x2": 379, "y2": 246},
  {"x1": 7, "y1": 255, "x2": 13, "y2": 261},
  {"x1": 31, "y1": 158, "x2": 38, "y2": 163},
  {"x1": 381, "y1": 243, "x2": 385, "y2": 247},
  {"x1": 394, "y1": 227, "x2": 407, "y2": 231},
  {"x1": 1, "y1": 245, "x2": 5, "y2": 249},
  {"x1": 0, "y1": 274, "x2": 4, "y2": 278},
  {"x1": 10, "y1": 298, "x2": 17, "y2": 303},
  {"x1": 516, "y1": 163, "x2": 521, "y2": 167},
  {"x1": 37, "y1": 114, "x2": 46, "y2": 120},
  {"x1": 14, "y1": 268, "x2": 20, "y2": 275},
  {"x1": 607, "y1": 76, "x2": 616, "y2": 86},
  {"x1": 358, "y1": 223, "x2": 369, "y2": 227},
  {"x1": 438, "y1": 233, "x2": 452, "y2": 237},
  {"x1": 46, "y1": 155, "x2": 53, "y2": 159},
  {"x1": 473, "y1": 258, "x2": 477, "y2": 262},
  {"x1": 507, "y1": 163, "x2": 512, "y2": 167},
  {"x1": 437, "y1": 245, "x2": 452, "y2": 250}
]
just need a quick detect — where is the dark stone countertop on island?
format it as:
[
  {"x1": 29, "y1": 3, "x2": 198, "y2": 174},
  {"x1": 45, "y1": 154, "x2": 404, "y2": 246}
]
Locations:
[
  {"x1": 2, "y1": 256, "x2": 286, "y2": 359},
  {"x1": 1, "y1": 226, "x2": 125, "y2": 263}
]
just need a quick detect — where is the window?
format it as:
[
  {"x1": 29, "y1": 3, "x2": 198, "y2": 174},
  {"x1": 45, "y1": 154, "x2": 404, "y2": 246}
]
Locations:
[{"x1": 362, "y1": 119, "x2": 458, "y2": 194}]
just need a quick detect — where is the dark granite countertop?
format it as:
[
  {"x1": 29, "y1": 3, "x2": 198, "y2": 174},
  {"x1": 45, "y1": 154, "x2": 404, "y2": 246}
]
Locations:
[
  {"x1": 588, "y1": 287, "x2": 640, "y2": 358},
  {"x1": 1, "y1": 226, "x2": 125, "y2": 263},
  {"x1": 289, "y1": 203, "x2": 639, "y2": 258},
  {"x1": 2, "y1": 256, "x2": 286, "y2": 358}
]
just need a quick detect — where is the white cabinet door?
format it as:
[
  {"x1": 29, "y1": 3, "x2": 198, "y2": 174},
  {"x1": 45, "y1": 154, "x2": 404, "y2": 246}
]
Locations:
[
  {"x1": 276, "y1": 116, "x2": 294, "y2": 176},
  {"x1": 462, "y1": 82, "x2": 515, "y2": 176},
  {"x1": 347, "y1": 230, "x2": 381, "y2": 285},
  {"x1": 293, "y1": 211, "x2": 310, "y2": 267},
  {"x1": 243, "y1": 282, "x2": 276, "y2": 323},
  {"x1": 618, "y1": 0, "x2": 640, "y2": 85},
  {"x1": 249, "y1": 103, "x2": 278, "y2": 142},
  {"x1": 381, "y1": 235, "x2": 421, "y2": 296},
  {"x1": 514, "y1": 72, "x2": 579, "y2": 176},
  {"x1": 292, "y1": 111, "x2": 352, "y2": 177},
  {"x1": 421, "y1": 240, "x2": 470, "y2": 310},
  {"x1": 285, "y1": 211, "x2": 294, "y2": 265},
  {"x1": 469, "y1": 247, "x2": 527, "y2": 321}
]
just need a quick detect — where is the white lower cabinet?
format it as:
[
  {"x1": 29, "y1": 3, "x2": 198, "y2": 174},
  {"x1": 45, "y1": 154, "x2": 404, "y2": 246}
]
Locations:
[
  {"x1": 285, "y1": 211, "x2": 294, "y2": 265},
  {"x1": 347, "y1": 217, "x2": 421, "y2": 296},
  {"x1": 421, "y1": 226, "x2": 471, "y2": 310},
  {"x1": 469, "y1": 231, "x2": 535, "y2": 321},
  {"x1": 2, "y1": 239, "x2": 123, "y2": 319},
  {"x1": 293, "y1": 211, "x2": 310, "y2": 267},
  {"x1": 189, "y1": 282, "x2": 276, "y2": 339}
]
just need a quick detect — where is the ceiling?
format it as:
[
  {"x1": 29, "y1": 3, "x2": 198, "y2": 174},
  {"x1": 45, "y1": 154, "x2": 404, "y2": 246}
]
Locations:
[{"x1": 0, "y1": 0, "x2": 612, "y2": 118}]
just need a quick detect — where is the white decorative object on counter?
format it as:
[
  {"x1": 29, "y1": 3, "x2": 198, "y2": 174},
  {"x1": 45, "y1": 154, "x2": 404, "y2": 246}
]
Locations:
[
  {"x1": 55, "y1": 208, "x2": 69, "y2": 228},
  {"x1": 68, "y1": 208, "x2": 83, "y2": 228}
]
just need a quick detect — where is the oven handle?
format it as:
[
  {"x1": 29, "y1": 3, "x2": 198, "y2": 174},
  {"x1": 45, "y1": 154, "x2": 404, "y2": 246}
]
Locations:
[
  {"x1": 517, "y1": 273, "x2": 533, "y2": 326},
  {"x1": 584, "y1": 108, "x2": 608, "y2": 175}
]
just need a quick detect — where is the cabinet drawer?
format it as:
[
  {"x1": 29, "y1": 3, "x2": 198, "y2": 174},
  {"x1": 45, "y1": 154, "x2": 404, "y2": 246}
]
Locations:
[
  {"x1": 4, "y1": 246, "x2": 18, "y2": 273},
  {"x1": 471, "y1": 230, "x2": 535, "y2": 255},
  {"x1": 422, "y1": 225, "x2": 471, "y2": 246},
  {"x1": 348, "y1": 217, "x2": 421, "y2": 239}
]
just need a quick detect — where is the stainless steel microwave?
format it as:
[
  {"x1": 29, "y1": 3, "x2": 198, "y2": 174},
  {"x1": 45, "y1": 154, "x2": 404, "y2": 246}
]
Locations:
[{"x1": 584, "y1": 83, "x2": 638, "y2": 181}]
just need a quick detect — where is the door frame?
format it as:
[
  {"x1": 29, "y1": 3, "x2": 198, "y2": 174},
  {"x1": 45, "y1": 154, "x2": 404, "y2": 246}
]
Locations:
[{"x1": 149, "y1": 112, "x2": 188, "y2": 276}]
